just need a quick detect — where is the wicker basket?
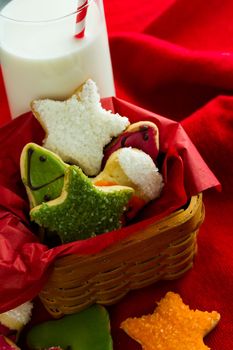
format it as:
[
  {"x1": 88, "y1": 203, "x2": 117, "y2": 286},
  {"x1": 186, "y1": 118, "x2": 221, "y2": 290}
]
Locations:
[{"x1": 39, "y1": 193, "x2": 204, "y2": 318}]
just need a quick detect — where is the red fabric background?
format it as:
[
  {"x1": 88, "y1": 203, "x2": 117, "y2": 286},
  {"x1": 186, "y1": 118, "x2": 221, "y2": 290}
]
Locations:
[{"x1": 1, "y1": 0, "x2": 233, "y2": 349}]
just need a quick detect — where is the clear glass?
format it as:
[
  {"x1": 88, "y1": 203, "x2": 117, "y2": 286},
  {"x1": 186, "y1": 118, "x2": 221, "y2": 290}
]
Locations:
[{"x1": 0, "y1": 0, "x2": 115, "y2": 118}]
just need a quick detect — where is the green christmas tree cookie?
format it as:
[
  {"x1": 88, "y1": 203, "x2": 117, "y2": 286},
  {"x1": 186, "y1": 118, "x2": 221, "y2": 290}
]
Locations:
[
  {"x1": 30, "y1": 165, "x2": 134, "y2": 242},
  {"x1": 26, "y1": 305, "x2": 113, "y2": 350},
  {"x1": 20, "y1": 143, "x2": 68, "y2": 208}
]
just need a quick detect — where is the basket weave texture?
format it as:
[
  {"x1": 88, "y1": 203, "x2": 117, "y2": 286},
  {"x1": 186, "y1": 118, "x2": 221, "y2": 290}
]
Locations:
[{"x1": 39, "y1": 194, "x2": 204, "y2": 318}]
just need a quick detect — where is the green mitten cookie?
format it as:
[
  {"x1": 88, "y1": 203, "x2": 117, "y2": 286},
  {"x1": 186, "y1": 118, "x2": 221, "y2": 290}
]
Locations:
[
  {"x1": 20, "y1": 143, "x2": 68, "y2": 208},
  {"x1": 30, "y1": 165, "x2": 134, "y2": 242},
  {"x1": 26, "y1": 305, "x2": 113, "y2": 350}
]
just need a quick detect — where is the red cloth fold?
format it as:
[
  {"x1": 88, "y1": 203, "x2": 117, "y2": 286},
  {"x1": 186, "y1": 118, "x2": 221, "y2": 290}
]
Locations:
[
  {"x1": 1, "y1": 0, "x2": 233, "y2": 349},
  {"x1": 110, "y1": 33, "x2": 233, "y2": 120},
  {"x1": 104, "y1": 2, "x2": 233, "y2": 349}
]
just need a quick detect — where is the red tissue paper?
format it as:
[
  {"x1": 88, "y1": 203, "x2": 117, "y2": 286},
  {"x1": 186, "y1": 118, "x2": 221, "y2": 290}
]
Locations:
[{"x1": 0, "y1": 97, "x2": 220, "y2": 312}]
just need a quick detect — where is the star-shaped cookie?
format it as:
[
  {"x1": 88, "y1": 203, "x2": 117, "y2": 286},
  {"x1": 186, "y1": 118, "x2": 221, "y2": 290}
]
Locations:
[
  {"x1": 30, "y1": 165, "x2": 134, "y2": 243},
  {"x1": 121, "y1": 291, "x2": 220, "y2": 350},
  {"x1": 31, "y1": 79, "x2": 129, "y2": 176}
]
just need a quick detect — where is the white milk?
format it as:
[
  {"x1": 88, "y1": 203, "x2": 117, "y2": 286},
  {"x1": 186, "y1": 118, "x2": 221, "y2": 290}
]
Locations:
[{"x1": 0, "y1": 0, "x2": 115, "y2": 118}]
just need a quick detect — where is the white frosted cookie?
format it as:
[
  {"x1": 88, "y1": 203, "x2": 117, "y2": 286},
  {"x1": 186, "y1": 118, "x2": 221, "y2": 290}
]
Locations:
[
  {"x1": 0, "y1": 301, "x2": 33, "y2": 341},
  {"x1": 31, "y1": 79, "x2": 129, "y2": 176},
  {"x1": 94, "y1": 147, "x2": 164, "y2": 202}
]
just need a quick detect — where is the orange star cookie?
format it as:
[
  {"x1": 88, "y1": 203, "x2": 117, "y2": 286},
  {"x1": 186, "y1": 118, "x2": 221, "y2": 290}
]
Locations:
[{"x1": 121, "y1": 292, "x2": 220, "y2": 350}]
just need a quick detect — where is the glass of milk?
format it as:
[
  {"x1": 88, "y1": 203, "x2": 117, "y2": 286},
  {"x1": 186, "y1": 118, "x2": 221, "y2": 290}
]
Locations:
[{"x1": 0, "y1": 0, "x2": 115, "y2": 119}]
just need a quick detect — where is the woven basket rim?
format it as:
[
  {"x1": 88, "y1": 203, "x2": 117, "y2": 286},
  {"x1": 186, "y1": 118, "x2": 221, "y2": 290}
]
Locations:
[{"x1": 52, "y1": 194, "x2": 203, "y2": 266}]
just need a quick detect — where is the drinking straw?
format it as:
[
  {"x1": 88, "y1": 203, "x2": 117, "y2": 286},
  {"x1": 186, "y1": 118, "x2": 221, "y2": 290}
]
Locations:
[{"x1": 75, "y1": 0, "x2": 88, "y2": 38}]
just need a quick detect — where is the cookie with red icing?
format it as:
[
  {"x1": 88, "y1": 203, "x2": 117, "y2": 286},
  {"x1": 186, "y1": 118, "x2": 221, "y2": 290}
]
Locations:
[{"x1": 103, "y1": 121, "x2": 160, "y2": 166}]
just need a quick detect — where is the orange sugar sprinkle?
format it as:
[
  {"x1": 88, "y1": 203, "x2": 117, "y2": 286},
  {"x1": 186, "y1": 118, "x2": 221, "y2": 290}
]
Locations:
[
  {"x1": 120, "y1": 291, "x2": 220, "y2": 350},
  {"x1": 94, "y1": 180, "x2": 118, "y2": 186}
]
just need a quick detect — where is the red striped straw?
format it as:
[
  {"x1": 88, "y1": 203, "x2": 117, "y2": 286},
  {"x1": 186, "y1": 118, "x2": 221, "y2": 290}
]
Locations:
[{"x1": 75, "y1": 0, "x2": 88, "y2": 38}]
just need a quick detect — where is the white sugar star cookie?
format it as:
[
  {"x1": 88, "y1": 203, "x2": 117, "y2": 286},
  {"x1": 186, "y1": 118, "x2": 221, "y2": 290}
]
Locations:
[{"x1": 31, "y1": 79, "x2": 129, "y2": 176}]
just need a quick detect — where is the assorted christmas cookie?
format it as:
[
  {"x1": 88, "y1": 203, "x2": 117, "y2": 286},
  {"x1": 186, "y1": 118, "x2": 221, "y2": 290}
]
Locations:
[
  {"x1": 31, "y1": 79, "x2": 129, "y2": 176},
  {"x1": 8, "y1": 79, "x2": 221, "y2": 350},
  {"x1": 93, "y1": 147, "x2": 163, "y2": 219},
  {"x1": 0, "y1": 301, "x2": 33, "y2": 342},
  {"x1": 20, "y1": 143, "x2": 67, "y2": 208},
  {"x1": 121, "y1": 291, "x2": 220, "y2": 350},
  {"x1": 30, "y1": 166, "x2": 134, "y2": 243},
  {"x1": 94, "y1": 147, "x2": 163, "y2": 203},
  {"x1": 26, "y1": 305, "x2": 113, "y2": 350},
  {"x1": 20, "y1": 80, "x2": 165, "y2": 244},
  {"x1": 103, "y1": 121, "x2": 160, "y2": 166}
]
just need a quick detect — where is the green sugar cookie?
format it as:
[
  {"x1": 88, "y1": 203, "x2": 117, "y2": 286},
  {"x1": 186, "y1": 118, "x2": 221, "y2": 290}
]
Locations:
[
  {"x1": 30, "y1": 165, "x2": 134, "y2": 242},
  {"x1": 20, "y1": 143, "x2": 68, "y2": 208},
  {"x1": 27, "y1": 305, "x2": 113, "y2": 350}
]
